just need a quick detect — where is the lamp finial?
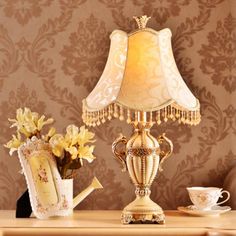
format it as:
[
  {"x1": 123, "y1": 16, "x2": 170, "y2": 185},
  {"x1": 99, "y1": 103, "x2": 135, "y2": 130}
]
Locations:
[{"x1": 133, "y1": 15, "x2": 151, "y2": 29}]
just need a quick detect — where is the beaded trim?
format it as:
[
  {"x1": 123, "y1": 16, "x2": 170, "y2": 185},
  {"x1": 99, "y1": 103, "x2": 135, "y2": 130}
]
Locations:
[{"x1": 82, "y1": 100, "x2": 201, "y2": 127}]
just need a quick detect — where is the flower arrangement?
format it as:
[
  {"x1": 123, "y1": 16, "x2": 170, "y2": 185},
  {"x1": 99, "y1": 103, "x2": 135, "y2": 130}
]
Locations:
[{"x1": 4, "y1": 107, "x2": 96, "y2": 179}]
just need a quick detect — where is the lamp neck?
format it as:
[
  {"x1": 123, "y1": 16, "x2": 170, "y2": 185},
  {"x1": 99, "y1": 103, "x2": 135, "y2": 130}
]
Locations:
[
  {"x1": 137, "y1": 111, "x2": 147, "y2": 122},
  {"x1": 133, "y1": 111, "x2": 153, "y2": 131}
]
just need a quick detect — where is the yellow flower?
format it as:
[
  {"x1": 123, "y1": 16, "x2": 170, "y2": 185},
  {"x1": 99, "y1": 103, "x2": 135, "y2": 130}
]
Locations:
[
  {"x1": 10, "y1": 108, "x2": 37, "y2": 135},
  {"x1": 49, "y1": 134, "x2": 65, "y2": 157},
  {"x1": 65, "y1": 146, "x2": 78, "y2": 159},
  {"x1": 47, "y1": 127, "x2": 56, "y2": 137},
  {"x1": 48, "y1": 125, "x2": 95, "y2": 165},
  {"x1": 37, "y1": 115, "x2": 54, "y2": 131},
  {"x1": 78, "y1": 145, "x2": 96, "y2": 163},
  {"x1": 9, "y1": 110, "x2": 30, "y2": 138},
  {"x1": 77, "y1": 126, "x2": 95, "y2": 146},
  {"x1": 65, "y1": 124, "x2": 79, "y2": 146},
  {"x1": 43, "y1": 127, "x2": 56, "y2": 141},
  {"x1": 8, "y1": 107, "x2": 54, "y2": 137},
  {"x1": 4, "y1": 132, "x2": 23, "y2": 155}
]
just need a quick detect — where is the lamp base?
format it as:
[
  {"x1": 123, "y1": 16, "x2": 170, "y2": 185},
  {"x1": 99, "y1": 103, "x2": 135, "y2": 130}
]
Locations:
[
  {"x1": 121, "y1": 195, "x2": 165, "y2": 224},
  {"x1": 112, "y1": 118, "x2": 173, "y2": 225}
]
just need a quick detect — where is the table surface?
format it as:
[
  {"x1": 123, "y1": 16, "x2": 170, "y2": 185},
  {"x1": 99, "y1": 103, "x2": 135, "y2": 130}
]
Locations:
[{"x1": 0, "y1": 210, "x2": 235, "y2": 236}]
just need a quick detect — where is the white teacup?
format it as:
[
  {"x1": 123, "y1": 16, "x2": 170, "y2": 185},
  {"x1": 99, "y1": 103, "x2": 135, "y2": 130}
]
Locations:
[{"x1": 187, "y1": 187, "x2": 230, "y2": 210}]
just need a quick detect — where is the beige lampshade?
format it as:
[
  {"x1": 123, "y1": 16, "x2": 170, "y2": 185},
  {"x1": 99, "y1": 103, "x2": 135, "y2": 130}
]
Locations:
[{"x1": 82, "y1": 17, "x2": 200, "y2": 127}]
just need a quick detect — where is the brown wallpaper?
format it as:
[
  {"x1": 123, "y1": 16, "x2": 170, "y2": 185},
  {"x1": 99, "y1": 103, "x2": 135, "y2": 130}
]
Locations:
[{"x1": 0, "y1": 0, "x2": 235, "y2": 210}]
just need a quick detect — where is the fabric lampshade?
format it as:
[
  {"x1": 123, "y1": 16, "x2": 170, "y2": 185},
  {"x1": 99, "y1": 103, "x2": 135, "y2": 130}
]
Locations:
[{"x1": 82, "y1": 17, "x2": 200, "y2": 127}]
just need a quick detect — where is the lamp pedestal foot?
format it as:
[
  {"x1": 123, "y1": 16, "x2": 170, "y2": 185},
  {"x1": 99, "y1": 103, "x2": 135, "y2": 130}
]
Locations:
[
  {"x1": 121, "y1": 187, "x2": 165, "y2": 224},
  {"x1": 121, "y1": 198, "x2": 165, "y2": 224}
]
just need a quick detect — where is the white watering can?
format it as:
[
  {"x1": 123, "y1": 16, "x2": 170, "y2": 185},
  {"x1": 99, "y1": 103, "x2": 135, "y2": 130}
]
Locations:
[{"x1": 59, "y1": 177, "x2": 103, "y2": 217}]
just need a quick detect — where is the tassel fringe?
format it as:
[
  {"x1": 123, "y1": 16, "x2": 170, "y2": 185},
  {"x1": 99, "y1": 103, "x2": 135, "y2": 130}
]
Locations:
[{"x1": 82, "y1": 100, "x2": 201, "y2": 127}]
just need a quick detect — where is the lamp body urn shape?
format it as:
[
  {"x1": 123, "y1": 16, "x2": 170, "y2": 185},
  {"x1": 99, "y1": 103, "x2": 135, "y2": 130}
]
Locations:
[{"x1": 112, "y1": 124, "x2": 173, "y2": 224}]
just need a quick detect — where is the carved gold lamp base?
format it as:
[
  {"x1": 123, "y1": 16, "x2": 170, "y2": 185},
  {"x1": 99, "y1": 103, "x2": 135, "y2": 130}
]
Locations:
[
  {"x1": 121, "y1": 201, "x2": 165, "y2": 224},
  {"x1": 112, "y1": 113, "x2": 173, "y2": 225},
  {"x1": 121, "y1": 187, "x2": 165, "y2": 224}
]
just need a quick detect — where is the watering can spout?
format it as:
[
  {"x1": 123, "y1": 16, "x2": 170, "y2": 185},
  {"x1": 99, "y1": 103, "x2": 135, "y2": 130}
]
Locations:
[{"x1": 73, "y1": 177, "x2": 103, "y2": 208}]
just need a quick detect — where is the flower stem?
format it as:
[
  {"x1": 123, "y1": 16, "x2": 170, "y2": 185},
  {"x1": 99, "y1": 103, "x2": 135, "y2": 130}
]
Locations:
[{"x1": 61, "y1": 163, "x2": 69, "y2": 179}]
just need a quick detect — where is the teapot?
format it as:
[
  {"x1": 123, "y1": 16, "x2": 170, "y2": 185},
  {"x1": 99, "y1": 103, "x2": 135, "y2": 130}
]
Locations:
[{"x1": 18, "y1": 137, "x2": 103, "y2": 219}]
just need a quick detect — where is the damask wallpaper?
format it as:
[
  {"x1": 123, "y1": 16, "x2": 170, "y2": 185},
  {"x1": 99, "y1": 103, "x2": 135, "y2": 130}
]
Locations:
[{"x1": 0, "y1": 0, "x2": 235, "y2": 210}]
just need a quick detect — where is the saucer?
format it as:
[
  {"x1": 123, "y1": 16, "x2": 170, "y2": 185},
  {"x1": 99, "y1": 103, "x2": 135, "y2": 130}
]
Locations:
[{"x1": 177, "y1": 205, "x2": 231, "y2": 216}]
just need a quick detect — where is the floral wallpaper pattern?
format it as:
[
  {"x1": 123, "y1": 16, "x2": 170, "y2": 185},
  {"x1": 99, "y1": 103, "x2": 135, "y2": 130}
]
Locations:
[{"x1": 0, "y1": 0, "x2": 235, "y2": 210}]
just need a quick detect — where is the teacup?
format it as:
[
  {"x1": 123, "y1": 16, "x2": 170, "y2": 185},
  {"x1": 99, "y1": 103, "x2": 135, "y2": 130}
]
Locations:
[{"x1": 187, "y1": 187, "x2": 230, "y2": 210}]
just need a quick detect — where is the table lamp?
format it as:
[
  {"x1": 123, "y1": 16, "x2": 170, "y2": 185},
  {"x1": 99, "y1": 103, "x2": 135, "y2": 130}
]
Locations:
[{"x1": 82, "y1": 15, "x2": 201, "y2": 224}]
